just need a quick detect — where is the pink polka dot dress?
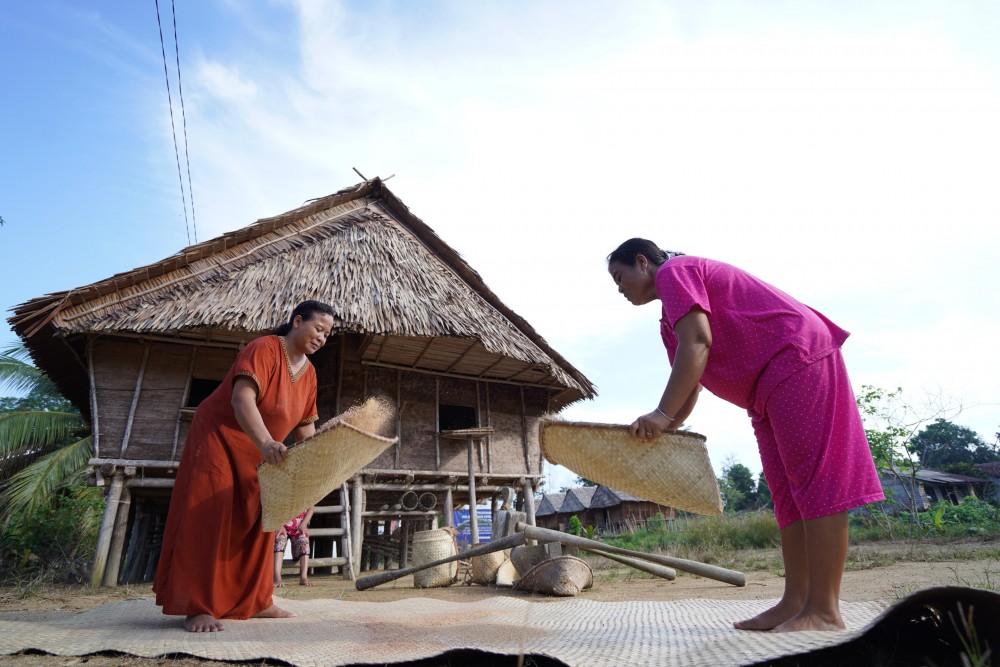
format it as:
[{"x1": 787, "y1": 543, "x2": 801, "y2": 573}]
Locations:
[{"x1": 657, "y1": 256, "x2": 884, "y2": 527}]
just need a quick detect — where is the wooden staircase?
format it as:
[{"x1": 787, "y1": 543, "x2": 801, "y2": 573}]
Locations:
[{"x1": 277, "y1": 483, "x2": 354, "y2": 580}]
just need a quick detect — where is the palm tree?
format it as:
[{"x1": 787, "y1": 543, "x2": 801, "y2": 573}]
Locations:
[{"x1": 0, "y1": 342, "x2": 93, "y2": 519}]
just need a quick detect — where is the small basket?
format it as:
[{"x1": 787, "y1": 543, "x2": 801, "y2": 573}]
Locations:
[
  {"x1": 540, "y1": 420, "x2": 723, "y2": 515},
  {"x1": 412, "y1": 529, "x2": 458, "y2": 588},
  {"x1": 470, "y1": 550, "x2": 507, "y2": 586}
]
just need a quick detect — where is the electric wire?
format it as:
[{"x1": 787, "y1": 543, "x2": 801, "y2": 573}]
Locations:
[
  {"x1": 170, "y1": 0, "x2": 197, "y2": 243},
  {"x1": 154, "y1": 0, "x2": 192, "y2": 246}
]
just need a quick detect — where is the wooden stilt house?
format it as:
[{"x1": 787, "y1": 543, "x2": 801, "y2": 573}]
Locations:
[{"x1": 9, "y1": 178, "x2": 596, "y2": 586}]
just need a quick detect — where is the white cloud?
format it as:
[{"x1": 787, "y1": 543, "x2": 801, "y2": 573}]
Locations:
[{"x1": 160, "y1": 2, "x2": 999, "y2": 464}]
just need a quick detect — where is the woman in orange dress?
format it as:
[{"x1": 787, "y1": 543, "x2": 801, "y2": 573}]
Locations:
[{"x1": 153, "y1": 300, "x2": 335, "y2": 632}]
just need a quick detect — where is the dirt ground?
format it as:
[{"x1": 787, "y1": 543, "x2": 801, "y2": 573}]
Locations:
[{"x1": 2, "y1": 541, "x2": 998, "y2": 666}]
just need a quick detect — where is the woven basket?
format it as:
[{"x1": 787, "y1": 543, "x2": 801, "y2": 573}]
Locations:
[
  {"x1": 470, "y1": 550, "x2": 506, "y2": 586},
  {"x1": 258, "y1": 398, "x2": 397, "y2": 532},
  {"x1": 514, "y1": 556, "x2": 593, "y2": 597},
  {"x1": 412, "y1": 529, "x2": 458, "y2": 588},
  {"x1": 540, "y1": 420, "x2": 723, "y2": 516}
]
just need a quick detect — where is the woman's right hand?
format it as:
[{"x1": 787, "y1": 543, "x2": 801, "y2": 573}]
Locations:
[{"x1": 258, "y1": 438, "x2": 288, "y2": 465}]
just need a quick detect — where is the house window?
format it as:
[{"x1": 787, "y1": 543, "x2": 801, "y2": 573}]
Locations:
[
  {"x1": 439, "y1": 404, "x2": 477, "y2": 431},
  {"x1": 186, "y1": 378, "x2": 222, "y2": 408}
]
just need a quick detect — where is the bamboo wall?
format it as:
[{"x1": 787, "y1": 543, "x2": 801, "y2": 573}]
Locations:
[{"x1": 90, "y1": 332, "x2": 548, "y2": 474}]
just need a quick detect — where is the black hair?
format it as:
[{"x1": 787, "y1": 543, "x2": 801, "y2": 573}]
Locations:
[
  {"x1": 274, "y1": 300, "x2": 336, "y2": 335},
  {"x1": 607, "y1": 238, "x2": 684, "y2": 268}
]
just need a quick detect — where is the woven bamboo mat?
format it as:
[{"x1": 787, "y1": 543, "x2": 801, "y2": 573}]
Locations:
[{"x1": 0, "y1": 596, "x2": 887, "y2": 666}]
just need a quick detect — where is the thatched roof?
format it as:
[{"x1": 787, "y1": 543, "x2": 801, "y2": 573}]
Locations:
[
  {"x1": 535, "y1": 492, "x2": 566, "y2": 517},
  {"x1": 560, "y1": 486, "x2": 599, "y2": 513},
  {"x1": 9, "y1": 179, "x2": 595, "y2": 417},
  {"x1": 590, "y1": 486, "x2": 645, "y2": 508}
]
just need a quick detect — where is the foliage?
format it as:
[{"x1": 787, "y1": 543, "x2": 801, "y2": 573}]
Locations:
[
  {"x1": 606, "y1": 511, "x2": 780, "y2": 553},
  {"x1": 910, "y1": 418, "x2": 998, "y2": 469},
  {"x1": 567, "y1": 515, "x2": 583, "y2": 536},
  {"x1": 573, "y1": 476, "x2": 596, "y2": 487},
  {"x1": 717, "y1": 458, "x2": 770, "y2": 512},
  {"x1": 1, "y1": 342, "x2": 94, "y2": 538},
  {"x1": 0, "y1": 482, "x2": 104, "y2": 583}
]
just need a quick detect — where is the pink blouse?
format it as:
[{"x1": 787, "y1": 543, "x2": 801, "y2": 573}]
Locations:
[{"x1": 657, "y1": 256, "x2": 849, "y2": 412}]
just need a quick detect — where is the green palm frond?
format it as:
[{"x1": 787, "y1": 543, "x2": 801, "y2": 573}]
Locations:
[
  {"x1": 0, "y1": 342, "x2": 61, "y2": 398},
  {"x1": 0, "y1": 436, "x2": 93, "y2": 517},
  {"x1": 0, "y1": 410, "x2": 86, "y2": 456}
]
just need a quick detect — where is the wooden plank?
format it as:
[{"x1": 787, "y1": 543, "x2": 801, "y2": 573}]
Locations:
[{"x1": 119, "y1": 343, "x2": 150, "y2": 458}]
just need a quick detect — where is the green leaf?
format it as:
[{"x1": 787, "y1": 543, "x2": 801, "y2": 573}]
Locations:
[
  {"x1": 0, "y1": 410, "x2": 86, "y2": 456},
  {"x1": 0, "y1": 436, "x2": 93, "y2": 517}
]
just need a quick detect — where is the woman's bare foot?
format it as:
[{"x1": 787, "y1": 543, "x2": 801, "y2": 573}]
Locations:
[
  {"x1": 772, "y1": 610, "x2": 846, "y2": 633},
  {"x1": 299, "y1": 579, "x2": 315, "y2": 587},
  {"x1": 184, "y1": 614, "x2": 224, "y2": 632},
  {"x1": 733, "y1": 600, "x2": 802, "y2": 631},
  {"x1": 253, "y1": 604, "x2": 296, "y2": 619}
]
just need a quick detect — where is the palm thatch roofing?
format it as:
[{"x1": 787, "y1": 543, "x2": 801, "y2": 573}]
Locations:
[
  {"x1": 560, "y1": 486, "x2": 599, "y2": 513},
  {"x1": 590, "y1": 486, "x2": 645, "y2": 508},
  {"x1": 8, "y1": 178, "x2": 596, "y2": 419},
  {"x1": 534, "y1": 492, "x2": 566, "y2": 517}
]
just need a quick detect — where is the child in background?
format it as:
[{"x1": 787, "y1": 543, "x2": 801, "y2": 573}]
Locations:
[{"x1": 274, "y1": 507, "x2": 316, "y2": 587}]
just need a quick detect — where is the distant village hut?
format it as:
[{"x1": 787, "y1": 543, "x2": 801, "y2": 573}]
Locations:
[
  {"x1": 9, "y1": 178, "x2": 595, "y2": 586},
  {"x1": 535, "y1": 485, "x2": 674, "y2": 534}
]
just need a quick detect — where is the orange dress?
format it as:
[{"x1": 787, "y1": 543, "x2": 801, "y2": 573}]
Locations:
[{"x1": 153, "y1": 335, "x2": 318, "y2": 619}]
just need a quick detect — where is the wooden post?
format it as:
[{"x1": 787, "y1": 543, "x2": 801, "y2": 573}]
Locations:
[
  {"x1": 91, "y1": 469, "x2": 125, "y2": 587},
  {"x1": 172, "y1": 348, "x2": 197, "y2": 461},
  {"x1": 434, "y1": 378, "x2": 441, "y2": 470},
  {"x1": 119, "y1": 343, "x2": 150, "y2": 458},
  {"x1": 339, "y1": 482, "x2": 354, "y2": 580},
  {"x1": 335, "y1": 336, "x2": 345, "y2": 415},
  {"x1": 86, "y1": 341, "x2": 100, "y2": 457},
  {"x1": 485, "y1": 382, "x2": 493, "y2": 473},
  {"x1": 102, "y1": 483, "x2": 132, "y2": 587},
  {"x1": 351, "y1": 477, "x2": 364, "y2": 575},
  {"x1": 394, "y1": 370, "x2": 401, "y2": 468},
  {"x1": 444, "y1": 486, "x2": 454, "y2": 528},
  {"x1": 467, "y1": 437, "x2": 479, "y2": 544},
  {"x1": 398, "y1": 520, "x2": 409, "y2": 568},
  {"x1": 523, "y1": 478, "x2": 537, "y2": 528},
  {"x1": 520, "y1": 386, "x2": 530, "y2": 474}
]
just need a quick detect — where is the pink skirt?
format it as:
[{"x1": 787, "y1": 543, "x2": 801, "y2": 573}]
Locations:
[{"x1": 750, "y1": 349, "x2": 884, "y2": 529}]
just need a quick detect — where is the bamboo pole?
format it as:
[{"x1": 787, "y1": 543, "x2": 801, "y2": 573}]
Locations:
[
  {"x1": 395, "y1": 370, "x2": 401, "y2": 468},
  {"x1": 340, "y1": 482, "x2": 355, "y2": 580},
  {"x1": 434, "y1": 378, "x2": 440, "y2": 470},
  {"x1": 467, "y1": 436, "x2": 479, "y2": 544},
  {"x1": 443, "y1": 487, "x2": 454, "y2": 528},
  {"x1": 172, "y1": 347, "x2": 197, "y2": 461},
  {"x1": 86, "y1": 341, "x2": 100, "y2": 457},
  {"x1": 102, "y1": 484, "x2": 132, "y2": 587},
  {"x1": 351, "y1": 477, "x2": 364, "y2": 572},
  {"x1": 91, "y1": 470, "x2": 125, "y2": 587},
  {"x1": 119, "y1": 343, "x2": 150, "y2": 458}
]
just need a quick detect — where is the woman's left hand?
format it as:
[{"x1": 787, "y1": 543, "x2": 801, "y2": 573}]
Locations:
[{"x1": 629, "y1": 410, "x2": 674, "y2": 440}]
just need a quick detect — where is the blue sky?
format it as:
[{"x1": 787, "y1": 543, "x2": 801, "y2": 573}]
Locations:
[{"x1": 2, "y1": 1, "x2": 999, "y2": 491}]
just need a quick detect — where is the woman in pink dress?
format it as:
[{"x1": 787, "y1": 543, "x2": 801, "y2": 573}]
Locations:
[{"x1": 607, "y1": 238, "x2": 883, "y2": 633}]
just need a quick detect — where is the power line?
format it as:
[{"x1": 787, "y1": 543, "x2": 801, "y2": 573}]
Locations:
[
  {"x1": 170, "y1": 0, "x2": 197, "y2": 243},
  {"x1": 154, "y1": 0, "x2": 192, "y2": 246}
]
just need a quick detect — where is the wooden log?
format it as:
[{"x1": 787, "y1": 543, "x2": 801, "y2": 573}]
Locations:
[
  {"x1": 355, "y1": 532, "x2": 526, "y2": 591},
  {"x1": 516, "y1": 523, "x2": 745, "y2": 587},
  {"x1": 586, "y1": 548, "x2": 676, "y2": 580}
]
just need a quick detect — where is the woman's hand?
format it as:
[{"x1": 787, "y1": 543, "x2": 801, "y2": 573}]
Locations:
[
  {"x1": 257, "y1": 438, "x2": 288, "y2": 465},
  {"x1": 629, "y1": 410, "x2": 675, "y2": 440}
]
